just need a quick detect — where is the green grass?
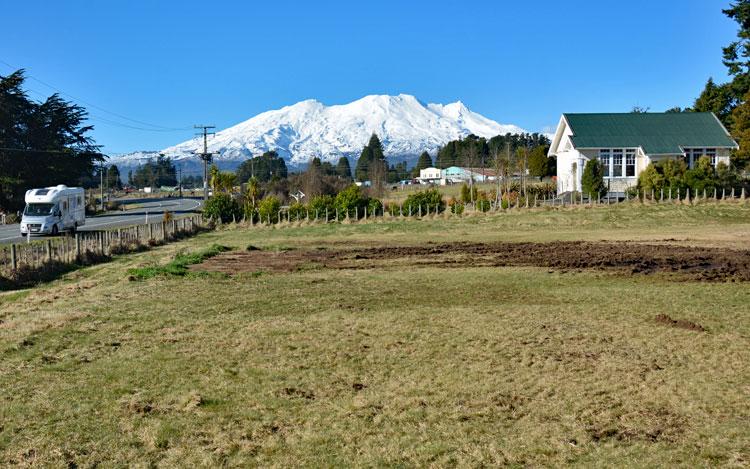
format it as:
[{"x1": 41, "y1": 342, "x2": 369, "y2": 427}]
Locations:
[
  {"x1": 127, "y1": 243, "x2": 231, "y2": 280},
  {"x1": 0, "y1": 203, "x2": 749, "y2": 466}
]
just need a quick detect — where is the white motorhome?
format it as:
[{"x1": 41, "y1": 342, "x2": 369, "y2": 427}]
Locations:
[{"x1": 20, "y1": 185, "x2": 86, "y2": 236}]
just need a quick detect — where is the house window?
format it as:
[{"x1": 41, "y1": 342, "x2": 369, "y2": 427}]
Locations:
[
  {"x1": 684, "y1": 148, "x2": 717, "y2": 168},
  {"x1": 612, "y1": 150, "x2": 623, "y2": 177},
  {"x1": 625, "y1": 150, "x2": 636, "y2": 177},
  {"x1": 599, "y1": 149, "x2": 611, "y2": 178},
  {"x1": 599, "y1": 148, "x2": 636, "y2": 178}
]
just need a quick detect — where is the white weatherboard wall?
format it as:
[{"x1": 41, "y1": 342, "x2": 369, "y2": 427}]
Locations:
[{"x1": 551, "y1": 118, "x2": 583, "y2": 193}]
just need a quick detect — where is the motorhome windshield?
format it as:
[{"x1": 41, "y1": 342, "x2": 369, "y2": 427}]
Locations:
[{"x1": 24, "y1": 203, "x2": 55, "y2": 216}]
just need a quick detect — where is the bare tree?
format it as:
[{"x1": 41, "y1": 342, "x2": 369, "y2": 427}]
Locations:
[
  {"x1": 465, "y1": 144, "x2": 480, "y2": 204},
  {"x1": 368, "y1": 159, "x2": 387, "y2": 198},
  {"x1": 302, "y1": 162, "x2": 324, "y2": 198}
]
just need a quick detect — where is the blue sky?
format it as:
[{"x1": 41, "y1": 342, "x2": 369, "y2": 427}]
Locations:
[{"x1": 1, "y1": 0, "x2": 738, "y2": 154}]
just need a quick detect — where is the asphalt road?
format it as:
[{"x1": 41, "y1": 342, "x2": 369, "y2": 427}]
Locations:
[{"x1": 0, "y1": 197, "x2": 202, "y2": 245}]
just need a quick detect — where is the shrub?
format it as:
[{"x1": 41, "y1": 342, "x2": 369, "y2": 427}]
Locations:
[
  {"x1": 308, "y1": 195, "x2": 335, "y2": 220},
  {"x1": 367, "y1": 198, "x2": 383, "y2": 216},
  {"x1": 105, "y1": 200, "x2": 121, "y2": 211},
  {"x1": 637, "y1": 157, "x2": 741, "y2": 198},
  {"x1": 403, "y1": 188, "x2": 446, "y2": 214},
  {"x1": 334, "y1": 184, "x2": 369, "y2": 219},
  {"x1": 581, "y1": 159, "x2": 607, "y2": 197},
  {"x1": 258, "y1": 195, "x2": 282, "y2": 223},
  {"x1": 525, "y1": 182, "x2": 557, "y2": 199},
  {"x1": 637, "y1": 164, "x2": 664, "y2": 196},
  {"x1": 475, "y1": 192, "x2": 491, "y2": 212},
  {"x1": 287, "y1": 202, "x2": 307, "y2": 221},
  {"x1": 460, "y1": 184, "x2": 478, "y2": 203},
  {"x1": 448, "y1": 197, "x2": 464, "y2": 214},
  {"x1": 203, "y1": 193, "x2": 241, "y2": 223}
]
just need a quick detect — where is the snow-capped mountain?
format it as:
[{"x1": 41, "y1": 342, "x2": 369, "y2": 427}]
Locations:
[{"x1": 112, "y1": 94, "x2": 525, "y2": 171}]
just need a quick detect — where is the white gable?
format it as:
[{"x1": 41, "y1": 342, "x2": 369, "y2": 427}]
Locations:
[{"x1": 548, "y1": 115, "x2": 575, "y2": 156}]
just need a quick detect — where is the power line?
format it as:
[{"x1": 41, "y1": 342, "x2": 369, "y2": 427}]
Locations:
[{"x1": 0, "y1": 58, "x2": 192, "y2": 132}]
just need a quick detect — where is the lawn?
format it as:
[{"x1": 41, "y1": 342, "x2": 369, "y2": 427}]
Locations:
[{"x1": 0, "y1": 203, "x2": 748, "y2": 466}]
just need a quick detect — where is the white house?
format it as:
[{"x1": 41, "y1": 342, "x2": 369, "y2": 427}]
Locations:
[
  {"x1": 548, "y1": 112, "x2": 738, "y2": 196},
  {"x1": 418, "y1": 167, "x2": 442, "y2": 184}
]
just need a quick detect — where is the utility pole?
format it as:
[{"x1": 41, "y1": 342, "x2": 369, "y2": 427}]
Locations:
[
  {"x1": 100, "y1": 163, "x2": 105, "y2": 212},
  {"x1": 194, "y1": 125, "x2": 216, "y2": 202},
  {"x1": 178, "y1": 164, "x2": 183, "y2": 198}
]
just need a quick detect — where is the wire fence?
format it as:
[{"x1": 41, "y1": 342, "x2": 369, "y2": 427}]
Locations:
[
  {"x1": 0, "y1": 214, "x2": 205, "y2": 283},
  {"x1": 235, "y1": 187, "x2": 749, "y2": 226}
]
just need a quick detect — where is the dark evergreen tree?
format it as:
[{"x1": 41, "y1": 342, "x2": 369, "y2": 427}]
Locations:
[
  {"x1": 527, "y1": 146, "x2": 551, "y2": 178},
  {"x1": 723, "y1": 1, "x2": 750, "y2": 98},
  {"x1": 235, "y1": 151, "x2": 288, "y2": 183},
  {"x1": 693, "y1": 78, "x2": 736, "y2": 127},
  {"x1": 387, "y1": 161, "x2": 409, "y2": 183},
  {"x1": 130, "y1": 155, "x2": 177, "y2": 188},
  {"x1": 581, "y1": 159, "x2": 607, "y2": 197},
  {"x1": 412, "y1": 151, "x2": 433, "y2": 176},
  {"x1": 106, "y1": 164, "x2": 122, "y2": 190},
  {"x1": 336, "y1": 157, "x2": 352, "y2": 179},
  {"x1": 0, "y1": 69, "x2": 103, "y2": 210},
  {"x1": 355, "y1": 134, "x2": 385, "y2": 181},
  {"x1": 355, "y1": 146, "x2": 372, "y2": 181},
  {"x1": 368, "y1": 133, "x2": 385, "y2": 161},
  {"x1": 435, "y1": 141, "x2": 457, "y2": 168}
]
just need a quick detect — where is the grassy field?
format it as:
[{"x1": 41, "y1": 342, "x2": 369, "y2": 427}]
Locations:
[
  {"x1": 1, "y1": 203, "x2": 749, "y2": 466},
  {"x1": 381, "y1": 182, "x2": 499, "y2": 203}
]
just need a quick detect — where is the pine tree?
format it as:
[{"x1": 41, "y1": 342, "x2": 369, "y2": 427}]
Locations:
[
  {"x1": 354, "y1": 133, "x2": 386, "y2": 181},
  {"x1": 412, "y1": 151, "x2": 433, "y2": 177},
  {"x1": 435, "y1": 142, "x2": 456, "y2": 168},
  {"x1": 723, "y1": 1, "x2": 750, "y2": 97},
  {"x1": 106, "y1": 164, "x2": 122, "y2": 190},
  {"x1": 368, "y1": 133, "x2": 385, "y2": 161},
  {"x1": 336, "y1": 157, "x2": 352, "y2": 179},
  {"x1": 730, "y1": 91, "x2": 750, "y2": 170},
  {"x1": 527, "y1": 146, "x2": 550, "y2": 178},
  {"x1": 693, "y1": 78, "x2": 736, "y2": 127},
  {"x1": 355, "y1": 146, "x2": 373, "y2": 181},
  {"x1": 581, "y1": 159, "x2": 607, "y2": 197}
]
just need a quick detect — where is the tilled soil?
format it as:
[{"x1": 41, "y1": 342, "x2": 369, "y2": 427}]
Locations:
[{"x1": 191, "y1": 241, "x2": 750, "y2": 282}]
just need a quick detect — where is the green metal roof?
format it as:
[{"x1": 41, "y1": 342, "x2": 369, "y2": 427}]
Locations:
[{"x1": 564, "y1": 112, "x2": 737, "y2": 154}]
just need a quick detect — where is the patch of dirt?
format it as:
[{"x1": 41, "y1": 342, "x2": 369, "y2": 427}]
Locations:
[
  {"x1": 190, "y1": 241, "x2": 750, "y2": 282},
  {"x1": 654, "y1": 314, "x2": 706, "y2": 332}
]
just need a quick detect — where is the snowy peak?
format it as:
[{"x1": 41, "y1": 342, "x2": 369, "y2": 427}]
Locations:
[{"x1": 114, "y1": 94, "x2": 526, "y2": 169}]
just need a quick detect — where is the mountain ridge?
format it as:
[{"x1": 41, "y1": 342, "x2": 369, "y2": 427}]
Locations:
[{"x1": 111, "y1": 94, "x2": 526, "y2": 172}]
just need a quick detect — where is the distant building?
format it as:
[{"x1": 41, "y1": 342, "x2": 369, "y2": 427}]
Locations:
[
  {"x1": 442, "y1": 167, "x2": 497, "y2": 184},
  {"x1": 418, "y1": 167, "x2": 442, "y2": 184},
  {"x1": 548, "y1": 112, "x2": 737, "y2": 196}
]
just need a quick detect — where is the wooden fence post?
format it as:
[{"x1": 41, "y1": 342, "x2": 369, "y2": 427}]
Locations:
[
  {"x1": 10, "y1": 244, "x2": 17, "y2": 271},
  {"x1": 75, "y1": 233, "x2": 81, "y2": 260}
]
